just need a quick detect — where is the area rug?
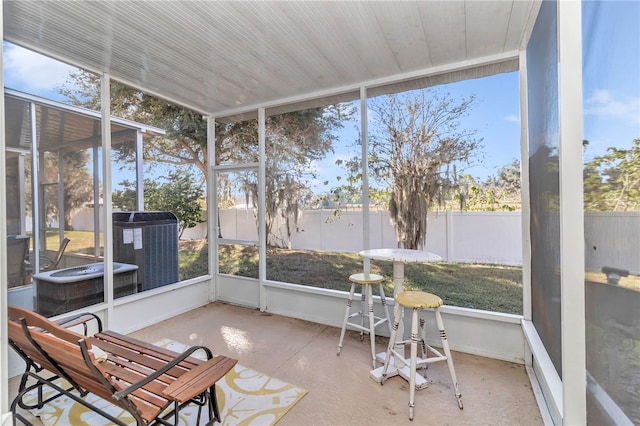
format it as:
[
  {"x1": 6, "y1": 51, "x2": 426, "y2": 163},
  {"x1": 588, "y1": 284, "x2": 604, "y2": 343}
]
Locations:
[{"x1": 25, "y1": 338, "x2": 307, "y2": 425}]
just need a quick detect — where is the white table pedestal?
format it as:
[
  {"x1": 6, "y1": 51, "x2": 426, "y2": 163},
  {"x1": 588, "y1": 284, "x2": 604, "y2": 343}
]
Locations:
[{"x1": 369, "y1": 352, "x2": 431, "y2": 390}]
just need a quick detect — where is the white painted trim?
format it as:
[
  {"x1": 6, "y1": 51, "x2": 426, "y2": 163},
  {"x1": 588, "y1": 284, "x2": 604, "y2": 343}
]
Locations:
[
  {"x1": 262, "y1": 279, "x2": 524, "y2": 326},
  {"x1": 438, "y1": 305, "x2": 522, "y2": 324},
  {"x1": 262, "y1": 280, "x2": 526, "y2": 364},
  {"x1": 110, "y1": 282, "x2": 210, "y2": 334},
  {"x1": 557, "y1": 1, "x2": 586, "y2": 424},
  {"x1": 30, "y1": 103, "x2": 41, "y2": 271},
  {"x1": 361, "y1": 86, "x2": 370, "y2": 274},
  {"x1": 0, "y1": 3, "x2": 9, "y2": 413},
  {"x1": 586, "y1": 371, "x2": 633, "y2": 425},
  {"x1": 258, "y1": 108, "x2": 267, "y2": 312},
  {"x1": 3, "y1": 147, "x2": 28, "y2": 155},
  {"x1": 92, "y1": 141, "x2": 101, "y2": 258},
  {"x1": 216, "y1": 275, "x2": 260, "y2": 309},
  {"x1": 135, "y1": 131, "x2": 145, "y2": 210},
  {"x1": 113, "y1": 275, "x2": 212, "y2": 306},
  {"x1": 214, "y1": 51, "x2": 520, "y2": 118},
  {"x1": 2, "y1": 412, "x2": 12, "y2": 426},
  {"x1": 100, "y1": 74, "x2": 115, "y2": 329},
  {"x1": 1, "y1": 38, "x2": 212, "y2": 116},
  {"x1": 4, "y1": 89, "x2": 165, "y2": 135},
  {"x1": 212, "y1": 162, "x2": 259, "y2": 171},
  {"x1": 519, "y1": 49, "x2": 533, "y2": 322},
  {"x1": 264, "y1": 279, "x2": 348, "y2": 298},
  {"x1": 520, "y1": 1, "x2": 544, "y2": 50},
  {"x1": 525, "y1": 363, "x2": 555, "y2": 426},
  {"x1": 523, "y1": 319, "x2": 562, "y2": 424},
  {"x1": 217, "y1": 238, "x2": 258, "y2": 246},
  {"x1": 206, "y1": 116, "x2": 216, "y2": 302}
]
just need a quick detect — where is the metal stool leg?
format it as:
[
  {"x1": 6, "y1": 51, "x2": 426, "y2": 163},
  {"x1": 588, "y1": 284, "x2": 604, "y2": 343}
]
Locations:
[
  {"x1": 434, "y1": 307, "x2": 463, "y2": 409},
  {"x1": 408, "y1": 307, "x2": 419, "y2": 421},
  {"x1": 359, "y1": 291, "x2": 366, "y2": 340},
  {"x1": 367, "y1": 284, "x2": 377, "y2": 369},
  {"x1": 337, "y1": 282, "x2": 357, "y2": 355},
  {"x1": 381, "y1": 302, "x2": 402, "y2": 384},
  {"x1": 418, "y1": 315, "x2": 428, "y2": 376},
  {"x1": 378, "y1": 282, "x2": 392, "y2": 335}
]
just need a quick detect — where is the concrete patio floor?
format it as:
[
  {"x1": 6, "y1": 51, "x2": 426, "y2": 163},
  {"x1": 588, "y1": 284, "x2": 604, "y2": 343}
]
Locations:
[{"x1": 10, "y1": 301, "x2": 543, "y2": 425}]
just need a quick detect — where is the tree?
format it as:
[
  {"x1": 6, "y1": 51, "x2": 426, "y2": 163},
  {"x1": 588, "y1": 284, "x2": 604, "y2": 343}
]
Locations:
[
  {"x1": 368, "y1": 90, "x2": 482, "y2": 249},
  {"x1": 60, "y1": 71, "x2": 208, "y2": 181},
  {"x1": 112, "y1": 180, "x2": 138, "y2": 211},
  {"x1": 249, "y1": 105, "x2": 352, "y2": 247},
  {"x1": 29, "y1": 150, "x2": 94, "y2": 230},
  {"x1": 60, "y1": 71, "x2": 350, "y2": 247},
  {"x1": 458, "y1": 159, "x2": 521, "y2": 211},
  {"x1": 584, "y1": 138, "x2": 640, "y2": 211},
  {"x1": 330, "y1": 155, "x2": 391, "y2": 209},
  {"x1": 144, "y1": 170, "x2": 205, "y2": 238}
]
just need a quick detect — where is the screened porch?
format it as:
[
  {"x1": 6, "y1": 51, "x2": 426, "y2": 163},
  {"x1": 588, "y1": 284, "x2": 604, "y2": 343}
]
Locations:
[{"x1": 2, "y1": 2, "x2": 639, "y2": 425}]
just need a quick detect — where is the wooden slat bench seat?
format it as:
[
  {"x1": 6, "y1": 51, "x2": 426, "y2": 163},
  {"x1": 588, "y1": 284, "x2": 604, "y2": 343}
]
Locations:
[
  {"x1": 8, "y1": 306, "x2": 237, "y2": 426},
  {"x1": 163, "y1": 356, "x2": 238, "y2": 403}
]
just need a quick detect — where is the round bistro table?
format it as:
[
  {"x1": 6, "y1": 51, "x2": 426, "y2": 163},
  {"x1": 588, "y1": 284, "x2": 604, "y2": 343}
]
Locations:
[{"x1": 359, "y1": 248, "x2": 443, "y2": 389}]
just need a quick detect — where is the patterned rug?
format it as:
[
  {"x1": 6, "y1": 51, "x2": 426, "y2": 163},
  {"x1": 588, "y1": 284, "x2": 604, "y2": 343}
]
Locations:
[{"x1": 26, "y1": 338, "x2": 307, "y2": 425}]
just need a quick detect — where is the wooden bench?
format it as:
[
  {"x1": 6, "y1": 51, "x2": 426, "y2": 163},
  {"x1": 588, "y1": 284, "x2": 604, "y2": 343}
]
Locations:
[{"x1": 8, "y1": 306, "x2": 237, "y2": 425}]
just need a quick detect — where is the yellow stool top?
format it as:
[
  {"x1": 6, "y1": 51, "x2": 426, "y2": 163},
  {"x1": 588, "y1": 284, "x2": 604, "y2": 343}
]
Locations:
[
  {"x1": 349, "y1": 273, "x2": 385, "y2": 285},
  {"x1": 395, "y1": 291, "x2": 443, "y2": 309}
]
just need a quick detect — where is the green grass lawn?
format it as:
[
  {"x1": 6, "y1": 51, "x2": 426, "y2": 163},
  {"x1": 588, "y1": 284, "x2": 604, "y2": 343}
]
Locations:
[
  {"x1": 39, "y1": 230, "x2": 103, "y2": 256},
  {"x1": 41, "y1": 231, "x2": 525, "y2": 315},
  {"x1": 221, "y1": 246, "x2": 524, "y2": 315}
]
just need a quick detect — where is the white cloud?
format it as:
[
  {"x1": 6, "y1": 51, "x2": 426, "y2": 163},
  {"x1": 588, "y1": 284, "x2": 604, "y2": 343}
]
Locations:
[
  {"x1": 585, "y1": 89, "x2": 640, "y2": 125},
  {"x1": 504, "y1": 114, "x2": 520, "y2": 123},
  {"x1": 3, "y1": 43, "x2": 78, "y2": 92}
]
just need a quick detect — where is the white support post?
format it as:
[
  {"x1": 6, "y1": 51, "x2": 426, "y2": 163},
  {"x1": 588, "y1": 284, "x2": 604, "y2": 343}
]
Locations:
[
  {"x1": 18, "y1": 154, "x2": 26, "y2": 234},
  {"x1": 135, "y1": 130, "x2": 144, "y2": 210},
  {"x1": 93, "y1": 141, "x2": 100, "y2": 258},
  {"x1": 0, "y1": 4, "x2": 9, "y2": 414},
  {"x1": 519, "y1": 49, "x2": 532, "y2": 323},
  {"x1": 557, "y1": 1, "x2": 586, "y2": 424},
  {"x1": 206, "y1": 116, "x2": 217, "y2": 301},
  {"x1": 101, "y1": 74, "x2": 114, "y2": 328},
  {"x1": 57, "y1": 150, "x2": 64, "y2": 242},
  {"x1": 258, "y1": 108, "x2": 267, "y2": 311},
  {"x1": 360, "y1": 86, "x2": 371, "y2": 274},
  {"x1": 30, "y1": 103, "x2": 41, "y2": 271}
]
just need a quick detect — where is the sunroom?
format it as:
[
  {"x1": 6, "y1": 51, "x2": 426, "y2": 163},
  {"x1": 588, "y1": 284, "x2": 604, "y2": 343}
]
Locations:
[{"x1": 2, "y1": 1, "x2": 639, "y2": 425}]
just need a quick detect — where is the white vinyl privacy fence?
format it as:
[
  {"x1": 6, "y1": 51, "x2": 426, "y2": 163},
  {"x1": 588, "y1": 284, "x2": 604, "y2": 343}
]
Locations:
[
  {"x1": 216, "y1": 210, "x2": 524, "y2": 264},
  {"x1": 212, "y1": 209, "x2": 639, "y2": 273}
]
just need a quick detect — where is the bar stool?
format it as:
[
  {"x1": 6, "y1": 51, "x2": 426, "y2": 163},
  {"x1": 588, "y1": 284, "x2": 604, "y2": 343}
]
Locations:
[
  {"x1": 381, "y1": 290, "x2": 463, "y2": 420},
  {"x1": 337, "y1": 273, "x2": 392, "y2": 368}
]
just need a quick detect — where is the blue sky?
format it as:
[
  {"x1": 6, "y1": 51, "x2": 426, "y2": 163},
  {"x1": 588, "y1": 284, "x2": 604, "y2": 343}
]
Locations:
[
  {"x1": 308, "y1": 71, "x2": 522, "y2": 193},
  {"x1": 2, "y1": 42, "x2": 76, "y2": 101},
  {"x1": 582, "y1": 1, "x2": 640, "y2": 162}
]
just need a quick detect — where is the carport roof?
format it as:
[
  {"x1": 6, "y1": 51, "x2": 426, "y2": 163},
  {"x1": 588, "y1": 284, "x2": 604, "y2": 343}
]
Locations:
[
  {"x1": 4, "y1": 89, "x2": 165, "y2": 152},
  {"x1": 3, "y1": 1, "x2": 539, "y2": 117}
]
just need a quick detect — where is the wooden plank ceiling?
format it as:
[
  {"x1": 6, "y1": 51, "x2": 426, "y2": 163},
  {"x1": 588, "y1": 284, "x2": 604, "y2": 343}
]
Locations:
[{"x1": 3, "y1": 1, "x2": 537, "y2": 116}]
